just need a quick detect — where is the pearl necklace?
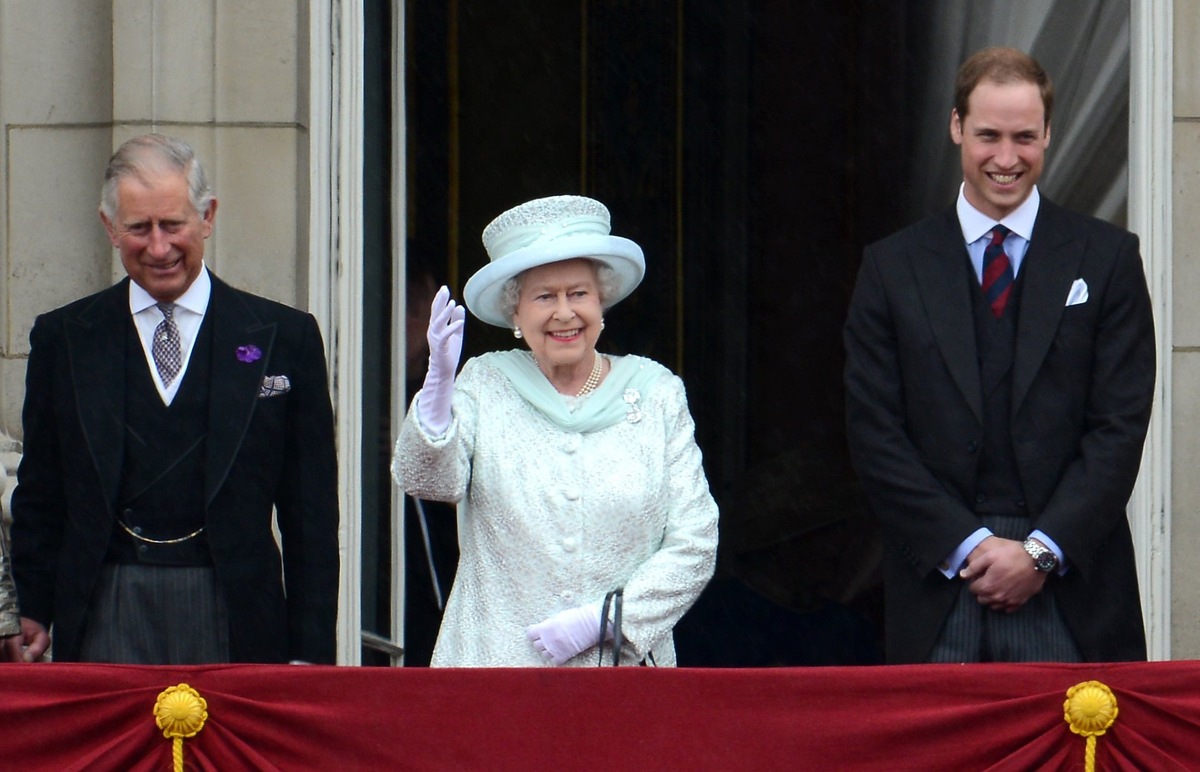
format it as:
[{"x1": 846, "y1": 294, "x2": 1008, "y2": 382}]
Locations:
[{"x1": 575, "y1": 352, "x2": 604, "y2": 397}]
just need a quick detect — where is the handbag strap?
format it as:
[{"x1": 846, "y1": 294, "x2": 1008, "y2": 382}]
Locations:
[{"x1": 598, "y1": 588, "x2": 624, "y2": 666}]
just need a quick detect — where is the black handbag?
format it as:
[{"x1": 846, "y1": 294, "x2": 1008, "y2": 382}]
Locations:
[
  {"x1": 597, "y1": 588, "x2": 659, "y2": 666},
  {"x1": 598, "y1": 588, "x2": 624, "y2": 666}
]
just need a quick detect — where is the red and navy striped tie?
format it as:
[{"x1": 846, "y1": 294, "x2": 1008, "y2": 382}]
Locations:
[{"x1": 981, "y1": 225, "x2": 1013, "y2": 318}]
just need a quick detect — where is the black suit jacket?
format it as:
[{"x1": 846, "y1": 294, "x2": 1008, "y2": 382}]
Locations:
[
  {"x1": 844, "y1": 198, "x2": 1155, "y2": 663},
  {"x1": 11, "y1": 274, "x2": 340, "y2": 663}
]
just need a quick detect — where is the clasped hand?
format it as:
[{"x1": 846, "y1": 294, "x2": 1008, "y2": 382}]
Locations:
[
  {"x1": 2, "y1": 617, "x2": 51, "y2": 663},
  {"x1": 959, "y1": 536, "x2": 1047, "y2": 613}
]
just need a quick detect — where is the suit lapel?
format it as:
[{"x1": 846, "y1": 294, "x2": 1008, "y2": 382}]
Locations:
[
  {"x1": 912, "y1": 210, "x2": 984, "y2": 423},
  {"x1": 1012, "y1": 200, "x2": 1082, "y2": 412},
  {"x1": 65, "y1": 281, "x2": 130, "y2": 510},
  {"x1": 204, "y1": 276, "x2": 276, "y2": 506}
]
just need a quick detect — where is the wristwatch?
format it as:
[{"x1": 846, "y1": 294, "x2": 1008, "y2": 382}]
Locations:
[{"x1": 1023, "y1": 538, "x2": 1060, "y2": 573}]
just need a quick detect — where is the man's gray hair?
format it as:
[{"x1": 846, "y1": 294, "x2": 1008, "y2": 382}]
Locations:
[{"x1": 99, "y1": 134, "x2": 214, "y2": 220}]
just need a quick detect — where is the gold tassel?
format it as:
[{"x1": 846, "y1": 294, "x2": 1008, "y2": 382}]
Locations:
[
  {"x1": 1064, "y1": 680, "x2": 1118, "y2": 772},
  {"x1": 153, "y1": 683, "x2": 208, "y2": 772}
]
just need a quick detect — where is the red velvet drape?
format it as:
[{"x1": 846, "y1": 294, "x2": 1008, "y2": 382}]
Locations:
[{"x1": 2, "y1": 662, "x2": 1198, "y2": 770}]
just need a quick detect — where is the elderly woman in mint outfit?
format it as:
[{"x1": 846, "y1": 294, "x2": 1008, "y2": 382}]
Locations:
[{"x1": 392, "y1": 195, "x2": 718, "y2": 667}]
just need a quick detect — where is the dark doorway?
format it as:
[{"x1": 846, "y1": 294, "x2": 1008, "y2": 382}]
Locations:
[
  {"x1": 396, "y1": 1, "x2": 1129, "y2": 666},
  {"x1": 401, "y1": 0, "x2": 894, "y2": 666}
]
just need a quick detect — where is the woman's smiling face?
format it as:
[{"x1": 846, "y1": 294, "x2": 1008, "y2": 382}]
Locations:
[{"x1": 513, "y1": 258, "x2": 604, "y2": 375}]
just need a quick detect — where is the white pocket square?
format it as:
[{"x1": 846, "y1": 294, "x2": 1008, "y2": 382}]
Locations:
[
  {"x1": 1065, "y1": 278, "x2": 1089, "y2": 306},
  {"x1": 259, "y1": 374, "x2": 291, "y2": 398}
]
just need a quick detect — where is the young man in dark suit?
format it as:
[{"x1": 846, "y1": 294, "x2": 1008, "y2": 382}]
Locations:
[
  {"x1": 6, "y1": 134, "x2": 339, "y2": 664},
  {"x1": 845, "y1": 48, "x2": 1155, "y2": 664}
]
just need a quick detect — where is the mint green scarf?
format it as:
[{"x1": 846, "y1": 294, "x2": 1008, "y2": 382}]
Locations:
[{"x1": 484, "y1": 350, "x2": 668, "y2": 433}]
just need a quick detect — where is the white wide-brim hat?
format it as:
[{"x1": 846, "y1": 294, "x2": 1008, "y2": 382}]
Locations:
[{"x1": 463, "y1": 195, "x2": 645, "y2": 327}]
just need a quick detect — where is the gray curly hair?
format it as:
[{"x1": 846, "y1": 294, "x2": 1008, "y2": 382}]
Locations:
[{"x1": 498, "y1": 260, "x2": 621, "y2": 324}]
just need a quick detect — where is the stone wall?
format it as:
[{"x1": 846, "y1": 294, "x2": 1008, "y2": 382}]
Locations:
[
  {"x1": 1171, "y1": 4, "x2": 1200, "y2": 657},
  {"x1": 0, "y1": 0, "x2": 312, "y2": 440}
]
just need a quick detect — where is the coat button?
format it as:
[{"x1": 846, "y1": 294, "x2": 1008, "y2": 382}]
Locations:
[
  {"x1": 975, "y1": 494, "x2": 987, "y2": 504},
  {"x1": 967, "y1": 440, "x2": 978, "y2": 453}
]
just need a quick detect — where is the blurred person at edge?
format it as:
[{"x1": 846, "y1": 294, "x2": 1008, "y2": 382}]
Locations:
[
  {"x1": 0, "y1": 525, "x2": 18, "y2": 645},
  {"x1": 392, "y1": 195, "x2": 718, "y2": 666}
]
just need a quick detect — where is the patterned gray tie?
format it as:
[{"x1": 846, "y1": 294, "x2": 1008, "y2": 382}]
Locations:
[{"x1": 152, "y1": 302, "x2": 183, "y2": 386}]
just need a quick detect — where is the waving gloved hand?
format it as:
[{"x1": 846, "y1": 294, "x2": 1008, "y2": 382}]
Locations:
[
  {"x1": 526, "y1": 603, "x2": 612, "y2": 665},
  {"x1": 416, "y1": 286, "x2": 466, "y2": 435}
]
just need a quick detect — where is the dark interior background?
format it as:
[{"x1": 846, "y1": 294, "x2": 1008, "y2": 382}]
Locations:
[{"x1": 362, "y1": 0, "x2": 1128, "y2": 666}]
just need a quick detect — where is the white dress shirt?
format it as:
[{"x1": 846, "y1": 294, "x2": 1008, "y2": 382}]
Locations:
[
  {"x1": 128, "y1": 265, "x2": 212, "y2": 405},
  {"x1": 940, "y1": 186, "x2": 1065, "y2": 577},
  {"x1": 956, "y1": 182, "x2": 1039, "y2": 282}
]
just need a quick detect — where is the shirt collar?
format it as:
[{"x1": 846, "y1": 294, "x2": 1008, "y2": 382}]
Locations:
[
  {"x1": 128, "y1": 264, "x2": 212, "y2": 315},
  {"x1": 956, "y1": 183, "x2": 1040, "y2": 244}
]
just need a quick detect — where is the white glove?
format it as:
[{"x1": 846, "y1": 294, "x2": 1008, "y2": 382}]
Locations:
[
  {"x1": 526, "y1": 602, "x2": 609, "y2": 665},
  {"x1": 416, "y1": 286, "x2": 466, "y2": 435}
]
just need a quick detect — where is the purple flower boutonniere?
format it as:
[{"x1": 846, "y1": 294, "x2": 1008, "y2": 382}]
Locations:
[{"x1": 236, "y1": 344, "x2": 263, "y2": 363}]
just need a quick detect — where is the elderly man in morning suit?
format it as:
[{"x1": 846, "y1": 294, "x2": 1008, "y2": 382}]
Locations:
[{"x1": 5, "y1": 134, "x2": 339, "y2": 664}]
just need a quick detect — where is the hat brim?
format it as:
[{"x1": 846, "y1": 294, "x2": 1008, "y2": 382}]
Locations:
[{"x1": 463, "y1": 234, "x2": 645, "y2": 327}]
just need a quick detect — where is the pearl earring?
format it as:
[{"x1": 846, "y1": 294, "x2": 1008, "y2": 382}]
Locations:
[
  {"x1": 513, "y1": 327, "x2": 523, "y2": 339},
  {"x1": 600, "y1": 319, "x2": 605, "y2": 331}
]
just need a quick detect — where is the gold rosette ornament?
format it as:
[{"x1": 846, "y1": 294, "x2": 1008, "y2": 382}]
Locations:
[
  {"x1": 154, "y1": 683, "x2": 208, "y2": 772},
  {"x1": 1064, "y1": 680, "x2": 1118, "y2": 772}
]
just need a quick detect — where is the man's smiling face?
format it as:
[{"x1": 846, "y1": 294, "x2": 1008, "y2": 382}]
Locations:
[
  {"x1": 950, "y1": 79, "x2": 1050, "y2": 221},
  {"x1": 101, "y1": 167, "x2": 216, "y2": 303}
]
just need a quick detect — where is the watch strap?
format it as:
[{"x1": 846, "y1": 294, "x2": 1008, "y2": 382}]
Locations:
[{"x1": 1023, "y1": 538, "x2": 1059, "y2": 572}]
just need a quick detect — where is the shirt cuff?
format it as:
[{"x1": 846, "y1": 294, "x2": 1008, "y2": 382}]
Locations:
[{"x1": 939, "y1": 527, "x2": 992, "y2": 579}]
